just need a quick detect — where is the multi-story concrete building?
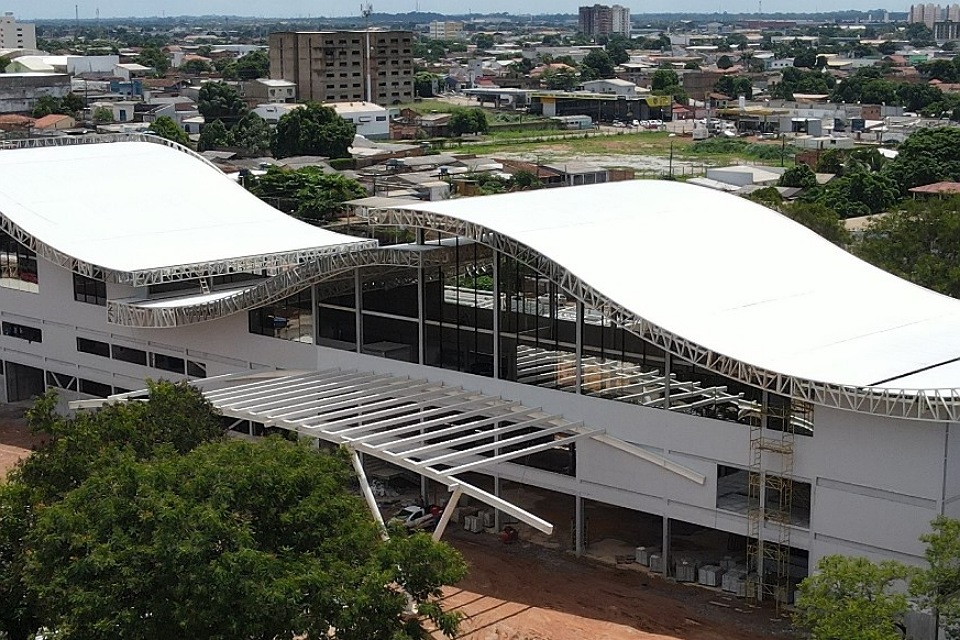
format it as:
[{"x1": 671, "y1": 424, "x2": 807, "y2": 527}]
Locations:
[
  {"x1": 8, "y1": 135, "x2": 960, "y2": 635},
  {"x1": 428, "y1": 21, "x2": 464, "y2": 40},
  {"x1": 0, "y1": 12, "x2": 35, "y2": 50},
  {"x1": 578, "y1": 4, "x2": 631, "y2": 38},
  {"x1": 909, "y1": 3, "x2": 960, "y2": 28},
  {"x1": 269, "y1": 30, "x2": 414, "y2": 106}
]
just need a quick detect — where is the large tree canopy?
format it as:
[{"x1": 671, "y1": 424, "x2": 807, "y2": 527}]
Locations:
[
  {"x1": 795, "y1": 555, "x2": 912, "y2": 640},
  {"x1": 246, "y1": 166, "x2": 366, "y2": 222},
  {"x1": 0, "y1": 383, "x2": 466, "y2": 640},
  {"x1": 885, "y1": 126, "x2": 960, "y2": 193},
  {"x1": 856, "y1": 197, "x2": 960, "y2": 298},
  {"x1": 26, "y1": 438, "x2": 466, "y2": 640},
  {"x1": 272, "y1": 102, "x2": 355, "y2": 159},
  {"x1": 197, "y1": 81, "x2": 249, "y2": 128},
  {"x1": 147, "y1": 115, "x2": 189, "y2": 146}
]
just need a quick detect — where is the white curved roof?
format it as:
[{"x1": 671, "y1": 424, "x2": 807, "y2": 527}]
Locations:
[
  {"x1": 392, "y1": 181, "x2": 960, "y2": 393},
  {"x1": 0, "y1": 139, "x2": 371, "y2": 279}
]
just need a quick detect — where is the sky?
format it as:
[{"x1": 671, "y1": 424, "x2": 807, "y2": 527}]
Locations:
[{"x1": 17, "y1": 0, "x2": 906, "y2": 20}]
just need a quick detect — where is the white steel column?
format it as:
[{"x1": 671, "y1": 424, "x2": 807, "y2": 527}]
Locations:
[
  {"x1": 663, "y1": 352, "x2": 672, "y2": 409},
  {"x1": 350, "y1": 449, "x2": 388, "y2": 540},
  {"x1": 432, "y1": 484, "x2": 464, "y2": 541}
]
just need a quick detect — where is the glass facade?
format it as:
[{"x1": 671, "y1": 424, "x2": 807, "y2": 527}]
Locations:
[
  {"x1": 73, "y1": 273, "x2": 106, "y2": 306},
  {"x1": 247, "y1": 238, "x2": 814, "y2": 435},
  {"x1": 0, "y1": 229, "x2": 38, "y2": 293}
]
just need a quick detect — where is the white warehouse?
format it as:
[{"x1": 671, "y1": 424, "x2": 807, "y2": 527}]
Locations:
[{"x1": 1, "y1": 136, "x2": 960, "y2": 618}]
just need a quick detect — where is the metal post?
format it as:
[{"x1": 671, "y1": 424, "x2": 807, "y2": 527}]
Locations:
[
  {"x1": 432, "y1": 484, "x2": 464, "y2": 541},
  {"x1": 350, "y1": 449, "x2": 388, "y2": 540},
  {"x1": 494, "y1": 474, "x2": 502, "y2": 531},
  {"x1": 575, "y1": 301, "x2": 583, "y2": 394},
  {"x1": 417, "y1": 259, "x2": 425, "y2": 365},
  {"x1": 354, "y1": 267, "x2": 362, "y2": 354},
  {"x1": 311, "y1": 284, "x2": 319, "y2": 346},
  {"x1": 663, "y1": 352, "x2": 672, "y2": 409},
  {"x1": 575, "y1": 493, "x2": 584, "y2": 556},
  {"x1": 492, "y1": 251, "x2": 500, "y2": 380},
  {"x1": 662, "y1": 516, "x2": 671, "y2": 578}
]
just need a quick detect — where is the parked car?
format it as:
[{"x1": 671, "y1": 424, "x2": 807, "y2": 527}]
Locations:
[{"x1": 389, "y1": 505, "x2": 438, "y2": 531}]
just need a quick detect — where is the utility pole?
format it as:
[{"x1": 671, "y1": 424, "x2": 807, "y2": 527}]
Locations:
[{"x1": 361, "y1": 3, "x2": 373, "y2": 103}]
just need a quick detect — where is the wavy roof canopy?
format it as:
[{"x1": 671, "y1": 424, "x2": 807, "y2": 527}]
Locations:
[
  {"x1": 385, "y1": 180, "x2": 960, "y2": 394},
  {"x1": 0, "y1": 138, "x2": 373, "y2": 282}
]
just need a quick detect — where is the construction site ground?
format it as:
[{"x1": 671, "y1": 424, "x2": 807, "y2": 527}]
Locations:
[{"x1": 0, "y1": 403, "x2": 797, "y2": 639}]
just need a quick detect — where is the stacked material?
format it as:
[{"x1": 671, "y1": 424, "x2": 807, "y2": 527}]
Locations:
[
  {"x1": 698, "y1": 564, "x2": 726, "y2": 587},
  {"x1": 635, "y1": 546, "x2": 660, "y2": 566}
]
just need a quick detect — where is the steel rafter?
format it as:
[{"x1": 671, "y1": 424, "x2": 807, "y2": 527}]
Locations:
[{"x1": 365, "y1": 206, "x2": 960, "y2": 422}]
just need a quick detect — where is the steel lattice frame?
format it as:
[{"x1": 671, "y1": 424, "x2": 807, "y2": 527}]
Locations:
[
  {"x1": 365, "y1": 206, "x2": 960, "y2": 422},
  {"x1": 0, "y1": 133, "x2": 377, "y2": 286},
  {"x1": 107, "y1": 246, "x2": 463, "y2": 328}
]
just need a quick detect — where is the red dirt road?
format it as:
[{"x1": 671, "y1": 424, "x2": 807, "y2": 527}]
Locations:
[{"x1": 442, "y1": 531, "x2": 795, "y2": 640}]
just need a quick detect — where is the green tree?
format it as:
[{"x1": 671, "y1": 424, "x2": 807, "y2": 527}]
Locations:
[
  {"x1": 271, "y1": 102, "x2": 355, "y2": 159},
  {"x1": 415, "y1": 71, "x2": 439, "y2": 97},
  {"x1": 59, "y1": 92, "x2": 84, "y2": 116},
  {"x1": 180, "y1": 58, "x2": 212, "y2": 75},
  {"x1": 793, "y1": 48, "x2": 818, "y2": 68},
  {"x1": 605, "y1": 40, "x2": 629, "y2": 65},
  {"x1": 233, "y1": 49, "x2": 270, "y2": 80},
  {"x1": 448, "y1": 107, "x2": 488, "y2": 136},
  {"x1": 812, "y1": 171, "x2": 900, "y2": 217},
  {"x1": 0, "y1": 382, "x2": 223, "y2": 640},
  {"x1": 232, "y1": 112, "x2": 272, "y2": 155},
  {"x1": 473, "y1": 33, "x2": 495, "y2": 50},
  {"x1": 816, "y1": 148, "x2": 845, "y2": 174},
  {"x1": 717, "y1": 54, "x2": 734, "y2": 69},
  {"x1": 136, "y1": 46, "x2": 169, "y2": 75},
  {"x1": 794, "y1": 555, "x2": 912, "y2": 640},
  {"x1": 92, "y1": 105, "x2": 114, "y2": 123},
  {"x1": 855, "y1": 197, "x2": 960, "y2": 298},
  {"x1": 197, "y1": 81, "x2": 248, "y2": 128},
  {"x1": 197, "y1": 118, "x2": 232, "y2": 151},
  {"x1": 651, "y1": 68, "x2": 679, "y2": 92},
  {"x1": 246, "y1": 166, "x2": 366, "y2": 222},
  {"x1": 30, "y1": 95, "x2": 60, "y2": 118},
  {"x1": 147, "y1": 115, "x2": 190, "y2": 146},
  {"x1": 885, "y1": 126, "x2": 960, "y2": 192},
  {"x1": 542, "y1": 67, "x2": 580, "y2": 91},
  {"x1": 912, "y1": 515, "x2": 960, "y2": 637},
  {"x1": 684, "y1": 60, "x2": 700, "y2": 69},
  {"x1": 24, "y1": 438, "x2": 466, "y2": 640},
  {"x1": 779, "y1": 163, "x2": 818, "y2": 189},
  {"x1": 580, "y1": 49, "x2": 616, "y2": 80},
  {"x1": 783, "y1": 201, "x2": 851, "y2": 245}
]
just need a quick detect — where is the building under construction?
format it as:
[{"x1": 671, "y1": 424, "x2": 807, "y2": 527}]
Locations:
[{"x1": 1, "y1": 136, "x2": 958, "y2": 627}]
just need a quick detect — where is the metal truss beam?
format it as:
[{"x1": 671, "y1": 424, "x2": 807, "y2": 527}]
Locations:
[{"x1": 364, "y1": 206, "x2": 960, "y2": 422}]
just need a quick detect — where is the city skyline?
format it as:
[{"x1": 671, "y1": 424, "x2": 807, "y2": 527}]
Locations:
[{"x1": 18, "y1": 1, "x2": 906, "y2": 20}]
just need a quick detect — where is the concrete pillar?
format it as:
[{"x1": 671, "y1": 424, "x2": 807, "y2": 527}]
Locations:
[
  {"x1": 575, "y1": 494, "x2": 584, "y2": 556},
  {"x1": 662, "y1": 516, "x2": 671, "y2": 578},
  {"x1": 494, "y1": 474, "x2": 502, "y2": 531}
]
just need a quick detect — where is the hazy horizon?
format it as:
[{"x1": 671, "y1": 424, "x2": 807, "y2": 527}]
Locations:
[{"x1": 18, "y1": 1, "x2": 908, "y2": 21}]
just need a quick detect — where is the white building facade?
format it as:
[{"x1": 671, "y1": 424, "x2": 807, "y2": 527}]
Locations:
[{"x1": 2, "y1": 136, "x2": 960, "y2": 630}]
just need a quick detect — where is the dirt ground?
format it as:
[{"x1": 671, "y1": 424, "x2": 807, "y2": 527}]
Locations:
[
  {"x1": 0, "y1": 402, "x2": 41, "y2": 477},
  {"x1": 440, "y1": 529, "x2": 797, "y2": 640}
]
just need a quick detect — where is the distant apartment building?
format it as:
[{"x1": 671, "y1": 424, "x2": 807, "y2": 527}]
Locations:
[
  {"x1": 0, "y1": 12, "x2": 36, "y2": 50},
  {"x1": 428, "y1": 21, "x2": 464, "y2": 40},
  {"x1": 909, "y1": 3, "x2": 960, "y2": 28},
  {"x1": 268, "y1": 30, "x2": 414, "y2": 106},
  {"x1": 578, "y1": 4, "x2": 631, "y2": 38}
]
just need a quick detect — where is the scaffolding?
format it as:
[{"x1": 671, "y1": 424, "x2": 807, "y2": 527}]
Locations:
[{"x1": 746, "y1": 397, "x2": 811, "y2": 609}]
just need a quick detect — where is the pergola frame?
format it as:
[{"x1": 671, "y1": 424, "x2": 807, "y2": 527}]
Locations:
[
  {"x1": 365, "y1": 206, "x2": 960, "y2": 422},
  {"x1": 167, "y1": 368, "x2": 708, "y2": 534}
]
